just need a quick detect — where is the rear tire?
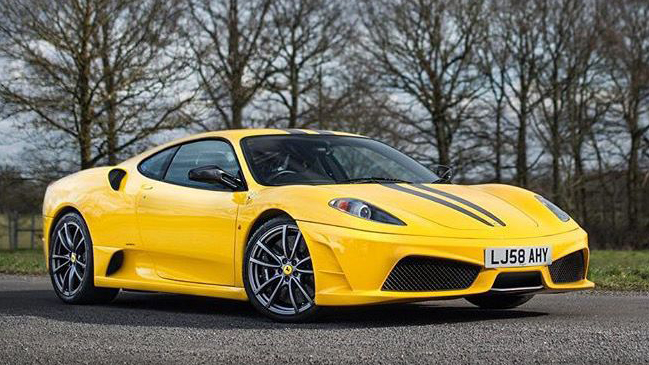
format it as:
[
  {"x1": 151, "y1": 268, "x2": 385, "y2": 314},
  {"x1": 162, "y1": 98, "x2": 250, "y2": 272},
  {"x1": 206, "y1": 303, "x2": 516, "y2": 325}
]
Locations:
[
  {"x1": 243, "y1": 216, "x2": 320, "y2": 322},
  {"x1": 49, "y1": 212, "x2": 119, "y2": 304},
  {"x1": 465, "y1": 294, "x2": 534, "y2": 309}
]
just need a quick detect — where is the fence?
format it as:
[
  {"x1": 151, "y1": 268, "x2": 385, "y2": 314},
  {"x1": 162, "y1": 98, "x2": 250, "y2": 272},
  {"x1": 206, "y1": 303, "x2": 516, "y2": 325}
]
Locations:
[{"x1": 1, "y1": 213, "x2": 42, "y2": 250}]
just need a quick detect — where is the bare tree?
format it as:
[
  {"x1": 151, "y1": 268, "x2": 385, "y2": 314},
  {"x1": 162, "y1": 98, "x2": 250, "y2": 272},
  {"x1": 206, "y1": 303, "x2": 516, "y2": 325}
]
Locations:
[
  {"x1": 534, "y1": 0, "x2": 583, "y2": 202},
  {"x1": 260, "y1": 0, "x2": 353, "y2": 129},
  {"x1": 307, "y1": 63, "x2": 400, "y2": 138},
  {"x1": 359, "y1": 0, "x2": 487, "y2": 166},
  {"x1": 476, "y1": 10, "x2": 514, "y2": 182},
  {"x1": 0, "y1": 0, "x2": 193, "y2": 169},
  {"x1": 91, "y1": 1, "x2": 194, "y2": 165},
  {"x1": 563, "y1": 15, "x2": 604, "y2": 225},
  {"x1": 489, "y1": 0, "x2": 546, "y2": 187},
  {"x1": 0, "y1": 164, "x2": 44, "y2": 213},
  {"x1": 600, "y1": 0, "x2": 649, "y2": 229},
  {"x1": 0, "y1": 0, "x2": 646, "y2": 248},
  {"x1": 187, "y1": 0, "x2": 276, "y2": 130}
]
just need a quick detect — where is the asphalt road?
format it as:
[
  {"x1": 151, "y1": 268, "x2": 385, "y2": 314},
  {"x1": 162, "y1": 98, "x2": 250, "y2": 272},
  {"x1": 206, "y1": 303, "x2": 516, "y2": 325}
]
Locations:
[{"x1": 0, "y1": 275, "x2": 648, "y2": 364}]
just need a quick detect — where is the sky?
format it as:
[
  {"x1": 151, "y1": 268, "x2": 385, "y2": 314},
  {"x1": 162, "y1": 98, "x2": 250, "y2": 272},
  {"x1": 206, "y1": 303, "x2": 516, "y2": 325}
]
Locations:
[{"x1": 0, "y1": 121, "x2": 23, "y2": 165}]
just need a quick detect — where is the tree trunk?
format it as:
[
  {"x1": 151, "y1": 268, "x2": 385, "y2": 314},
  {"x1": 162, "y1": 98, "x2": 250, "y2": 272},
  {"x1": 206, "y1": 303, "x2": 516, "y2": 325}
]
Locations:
[
  {"x1": 228, "y1": 0, "x2": 243, "y2": 130},
  {"x1": 230, "y1": 102, "x2": 243, "y2": 129},
  {"x1": 550, "y1": 98, "x2": 561, "y2": 203},
  {"x1": 434, "y1": 119, "x2": 451, "y2": 166},
  {"x1": 288, "y1": 59, "x2": 299, "y2": 128},
  {"x1": 494, "y1": 109, "x2": 502, "y2": 183},
  {"x1": 627, "y1": 124, "x2": 640, "y2": 229},
  {"x1": 516, "y1": 109, "x2": 528, "y2": 187},
  {"x1": 78, "y1": 70, "x2": 93, "y2": 170},
  {"x1": 106, "y1": 113, "x2": 117, "y2": 165},
  {"x1": 78, "y1": 7, "x2": 94, "y2": 170},
  {"x1": 100, "y1": 20, "x2": 118, "y2": 165},
  {"x1": 78, "y1": 130, "x2": 93, "y2": 169},
  {"x1": 573, "y1": 144, "x2": 586, "y2": 224}
]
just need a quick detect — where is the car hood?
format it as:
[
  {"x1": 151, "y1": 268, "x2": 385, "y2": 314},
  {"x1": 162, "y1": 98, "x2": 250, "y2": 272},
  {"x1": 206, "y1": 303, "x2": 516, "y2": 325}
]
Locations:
[{"x1": 259, "y1": 183, "x2": 581, "y2": 239}]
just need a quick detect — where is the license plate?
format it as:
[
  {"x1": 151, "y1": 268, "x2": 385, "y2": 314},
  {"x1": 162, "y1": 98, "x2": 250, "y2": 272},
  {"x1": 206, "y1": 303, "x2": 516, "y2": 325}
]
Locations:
[{"x1": 484, "y1": 247, "x2": 552, "y2": 268}]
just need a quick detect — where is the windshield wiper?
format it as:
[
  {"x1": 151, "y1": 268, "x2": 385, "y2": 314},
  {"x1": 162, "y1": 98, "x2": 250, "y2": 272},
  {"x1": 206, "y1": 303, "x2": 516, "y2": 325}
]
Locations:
[{"x1": 339, "y1": 177, "x2": 412, "y2": 184}]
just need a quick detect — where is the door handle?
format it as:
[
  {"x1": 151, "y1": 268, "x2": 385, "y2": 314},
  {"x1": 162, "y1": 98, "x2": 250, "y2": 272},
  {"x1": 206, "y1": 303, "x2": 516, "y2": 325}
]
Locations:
[{"x1": 141, "y1": 184, "x2": 153, "y2": 190}]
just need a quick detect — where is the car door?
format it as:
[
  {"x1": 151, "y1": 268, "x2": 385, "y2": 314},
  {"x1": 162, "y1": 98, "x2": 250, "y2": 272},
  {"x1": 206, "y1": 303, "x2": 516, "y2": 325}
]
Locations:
[{"x1": 136, "y1": 139, "x2": 245, "y2": 286}]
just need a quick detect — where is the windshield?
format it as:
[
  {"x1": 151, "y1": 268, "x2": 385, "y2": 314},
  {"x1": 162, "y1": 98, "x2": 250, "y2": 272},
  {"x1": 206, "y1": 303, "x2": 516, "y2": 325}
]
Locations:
[{"x1": 241, "y1": 135, "x2": 439, "y2": 186}]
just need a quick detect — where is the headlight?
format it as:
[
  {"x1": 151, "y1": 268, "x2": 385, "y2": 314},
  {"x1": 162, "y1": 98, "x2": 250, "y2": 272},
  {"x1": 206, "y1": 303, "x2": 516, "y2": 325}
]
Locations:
[
  {"x1": 329, "y1": 198, "x2": 405, "y2": 225},
  {"x1": 535, "y1": 195, "x2": 571, "y2": 222}
]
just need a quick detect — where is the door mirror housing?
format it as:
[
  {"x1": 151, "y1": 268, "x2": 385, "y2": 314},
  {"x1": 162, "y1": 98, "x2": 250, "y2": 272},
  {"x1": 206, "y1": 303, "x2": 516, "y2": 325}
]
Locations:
[
  {"x1": 432, "y1": 164, "x2": 454, "y2": 183},
  {"x1": 188, "y1": 165, "x2": 243, "y2": 190}
]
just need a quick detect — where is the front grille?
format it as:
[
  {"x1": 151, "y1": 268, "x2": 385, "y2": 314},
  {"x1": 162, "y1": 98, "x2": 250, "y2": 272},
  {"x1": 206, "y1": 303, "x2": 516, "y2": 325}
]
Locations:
[
  {"x1": 382, "y1": 256, "x2": 481, "y2": 292},
  {"x1": 549, "y1": 250, "x2": 585, "y2": 283}
]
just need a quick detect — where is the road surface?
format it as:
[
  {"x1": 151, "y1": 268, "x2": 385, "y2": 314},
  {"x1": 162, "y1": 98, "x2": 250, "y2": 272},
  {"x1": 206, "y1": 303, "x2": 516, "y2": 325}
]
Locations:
[{"x1": 0, "y1": 275, "x2": 647, "y2": 364}]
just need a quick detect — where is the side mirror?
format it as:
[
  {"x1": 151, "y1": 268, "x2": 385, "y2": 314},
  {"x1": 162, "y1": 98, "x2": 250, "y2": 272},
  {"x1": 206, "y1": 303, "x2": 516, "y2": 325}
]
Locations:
[
  {"x1": 432, "y1": 164, "x2": 454, "y2": 183},
  {"x1": 188, "y1": 165, "x2": 243, "y2": 190}
]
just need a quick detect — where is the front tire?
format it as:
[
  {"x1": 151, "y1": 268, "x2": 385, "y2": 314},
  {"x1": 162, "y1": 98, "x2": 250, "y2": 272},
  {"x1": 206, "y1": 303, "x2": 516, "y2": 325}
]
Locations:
[
  {"x1": 49, "y1": 212, "x2": 119, "y2": 304},
  {"x1": 465, "y1": 294, "x2": 534, "y2": 309},
  {"x1": 243, "y1": 217, "x2": 319, "y2": 322}
]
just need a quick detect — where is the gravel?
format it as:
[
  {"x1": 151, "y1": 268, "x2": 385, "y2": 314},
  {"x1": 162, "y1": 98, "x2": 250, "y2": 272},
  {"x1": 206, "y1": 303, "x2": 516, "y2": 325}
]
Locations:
[{"x1": 1, "y1": 275, "x2": 648, "y2": 364}]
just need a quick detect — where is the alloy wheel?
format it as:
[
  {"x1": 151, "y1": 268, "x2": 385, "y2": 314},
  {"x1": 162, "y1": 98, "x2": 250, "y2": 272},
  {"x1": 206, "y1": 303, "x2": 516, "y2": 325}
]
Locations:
[
  {"x1": 247, "y1": 224, "x2": 315, "y2": 315},
  {"x1": 51, "y1": 222, "x2": 87, "y2": 297}
]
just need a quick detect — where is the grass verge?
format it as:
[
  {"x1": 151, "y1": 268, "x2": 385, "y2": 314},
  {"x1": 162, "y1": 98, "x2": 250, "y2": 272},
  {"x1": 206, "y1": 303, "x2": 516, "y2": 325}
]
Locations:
[
  {"x1": 588, "y1": 250, "x2": 649, "y2": 291},
  {"x1": 0, "y1": 249, "x2": 647, "y2": 291},
  {"x1": 0, "y1": 249, "x2": 46, "y2": 275}
]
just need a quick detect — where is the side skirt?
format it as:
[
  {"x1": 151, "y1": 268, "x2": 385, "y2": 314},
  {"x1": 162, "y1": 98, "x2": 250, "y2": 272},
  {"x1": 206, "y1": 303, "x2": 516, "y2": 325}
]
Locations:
[{"x1": 95, "y1": 276, "x2": 248, "y2": 301}]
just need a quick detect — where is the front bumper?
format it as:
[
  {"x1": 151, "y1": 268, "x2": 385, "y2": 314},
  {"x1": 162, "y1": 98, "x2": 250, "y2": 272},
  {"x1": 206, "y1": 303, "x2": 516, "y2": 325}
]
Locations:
[{"x1": 298, "y1": 221, "x2": 594, "y2": 306}]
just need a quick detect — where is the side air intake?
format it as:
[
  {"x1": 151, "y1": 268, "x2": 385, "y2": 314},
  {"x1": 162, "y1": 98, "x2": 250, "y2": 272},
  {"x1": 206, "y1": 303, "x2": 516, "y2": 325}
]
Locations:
[
  {"x1": 382, "y1": 256, "x2": 481, "y2": 292},
  {"x1": 106, "y1": 250, "x2": 124, "y2": 276},
  {"x1": 549, "y1": 250, "x2": 585, "y2": 284},
  {"x1": 108, "y1": 169, "x2": 127, "y2": 191}
]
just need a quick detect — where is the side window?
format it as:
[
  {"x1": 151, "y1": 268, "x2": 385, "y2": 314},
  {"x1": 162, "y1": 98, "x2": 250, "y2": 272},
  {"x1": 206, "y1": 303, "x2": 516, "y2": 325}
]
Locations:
[
  {"x1": 138, "y1": 147, "x2": 178, "y2": 180},
  {"x1": 164, "y1": 140, "x2": 241, "y2": 190}
]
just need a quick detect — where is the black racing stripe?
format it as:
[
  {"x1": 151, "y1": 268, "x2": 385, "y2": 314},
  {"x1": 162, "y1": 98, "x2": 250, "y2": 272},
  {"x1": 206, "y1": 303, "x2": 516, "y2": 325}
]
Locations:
[
  {"x1": 281, "y1": 128, "x2": 308, "y2": 134},
  {"x1": 411, "y1": 183, "x2": 506, "y2": 226},
  {"x1": 382, "y1": 183, "x2": 494, "y2": 227}
]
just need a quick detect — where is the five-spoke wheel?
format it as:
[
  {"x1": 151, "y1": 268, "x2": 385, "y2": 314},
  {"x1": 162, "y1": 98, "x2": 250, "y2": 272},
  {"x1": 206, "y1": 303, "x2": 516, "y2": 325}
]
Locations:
[{"x1": 244, "y1": 217, "x2": 318, "y2": 322}]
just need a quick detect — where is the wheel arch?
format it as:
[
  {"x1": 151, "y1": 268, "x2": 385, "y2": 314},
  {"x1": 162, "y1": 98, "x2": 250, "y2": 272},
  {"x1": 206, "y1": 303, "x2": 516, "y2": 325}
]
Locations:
[
  {"x1": 236, "y1": 208, "x2": 298, "y2": 289},
  {"x1": 245, "y1": 209, "x2": 294, "y2": 247},
  {"x1": 46, "y1": 206, "x2": 85, "y2": 260},
  {"x1": 241, "y1": 209, "x2": 320, "y2": 321}
]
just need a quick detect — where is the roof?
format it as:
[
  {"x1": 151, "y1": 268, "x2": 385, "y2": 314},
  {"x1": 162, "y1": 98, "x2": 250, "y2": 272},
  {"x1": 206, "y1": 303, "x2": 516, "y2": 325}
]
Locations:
[
  {"x1": 191, "y1": 128, "x2": 364, "y2": 140},
  {"x1": 119, "y1": 128, "x2": 366, "y2": 166}
]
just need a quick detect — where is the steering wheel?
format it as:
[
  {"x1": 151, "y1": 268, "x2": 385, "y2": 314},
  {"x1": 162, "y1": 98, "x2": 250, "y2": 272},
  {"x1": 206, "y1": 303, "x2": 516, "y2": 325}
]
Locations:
[{"x1": 266, "y1": 169, "x2": 298, "y2": 183}]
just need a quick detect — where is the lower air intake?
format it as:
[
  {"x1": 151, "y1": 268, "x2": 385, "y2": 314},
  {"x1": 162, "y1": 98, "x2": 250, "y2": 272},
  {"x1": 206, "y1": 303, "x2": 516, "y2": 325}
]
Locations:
[
  {"x1": 382, "y1": 256, "x2": 481, "y2": 292},
  {"x1": 549, "y1": 250, "x2": 585, "y2": 283},
  {"x1": 492, "y1": 271, "x2": 543, "y2": 289}
]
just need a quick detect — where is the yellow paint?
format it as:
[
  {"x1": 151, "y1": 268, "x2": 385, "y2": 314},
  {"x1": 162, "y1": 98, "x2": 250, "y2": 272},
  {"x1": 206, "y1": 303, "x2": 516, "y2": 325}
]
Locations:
[{"x1": 42, "y1": 128, "x2": 594, "y2": 306}]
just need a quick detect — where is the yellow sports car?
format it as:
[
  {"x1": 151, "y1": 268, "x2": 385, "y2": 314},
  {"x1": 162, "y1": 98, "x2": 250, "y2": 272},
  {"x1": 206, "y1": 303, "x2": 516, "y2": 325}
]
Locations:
[{"x1": 43, "y1": 129, "x2": 594, "y2": 321}]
